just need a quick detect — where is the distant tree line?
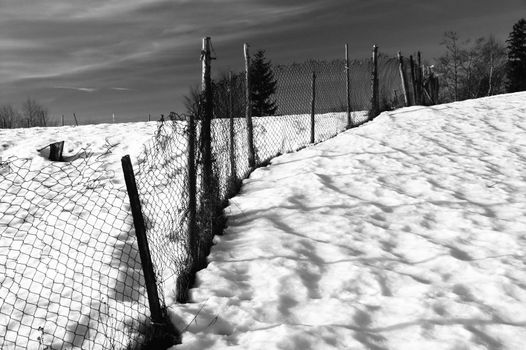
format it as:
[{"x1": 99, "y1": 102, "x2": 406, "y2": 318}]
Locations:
[
  {"x1": 0, "y1": 98, "x2": 50, "y2": 128},
  {"x1": 436, "y1": 18, "x2": 526, "y2": 103}
]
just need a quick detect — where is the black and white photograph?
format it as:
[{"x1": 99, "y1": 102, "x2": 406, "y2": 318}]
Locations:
[{"x1": 1, "y1": 1, "x2": 526, "y2": 349}]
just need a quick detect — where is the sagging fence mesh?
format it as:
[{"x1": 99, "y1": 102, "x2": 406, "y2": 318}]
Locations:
[
  {"x1": 133, "y1": 120, "x2": 190, "y2": 304},
  {"x1": 0, "y1": 151, "x2": 149, "y2": 350},
  {"x1": 0, "y1": 43, "x2": 420, "y2": 349}
]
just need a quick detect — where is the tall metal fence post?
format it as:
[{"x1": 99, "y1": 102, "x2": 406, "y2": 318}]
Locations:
[
  {"x1": 244, "y1": 43, "x2": 256, "y2": 169},
  {"x1": 370, "y1": 45, "x2": 379, "y2": 119},
  {"x1": 398, "y1": 51, "x2": 410, "y2": 107},
  {"x1": 310, "y1": 71, "x2": 316, "y2": 144},
  {"x1": 410, "y1": 55, "x2": 417, "y2": 105},
  {"x1": 121, "y1": 155, "x2": 163, "y2": 323},
  {"x1": 345, "y1": 44, "x2": 352, "y2": 128}
]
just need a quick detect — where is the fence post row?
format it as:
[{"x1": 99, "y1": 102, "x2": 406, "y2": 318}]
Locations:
[
  {"x1": 370, "y1": 45, "x2": 379, "y2": 119},
  {"x1": 310, "y1": 71, "x2": 316, "y2": 144},
  {"x1": 121, "y1": 155, "x2": 164, "y2": 322},
  {"x1": 244, "y1": 43, "x2": 256, "y2": 169},
  {"x1": 398, "y1": 51, "x2": 410, "y2": 107}
]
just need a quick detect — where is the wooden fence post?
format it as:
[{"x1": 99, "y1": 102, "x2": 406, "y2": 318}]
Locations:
[
  {"x1": 228, "y1": 72, "x2": 236, "y2": 182},
  {"x1": 244, "y1": 43, "x2": 256, "y2": 169},
  {"x1": 198, "y1": 36, "x2": 215, "y2": 270},
  {"x1": 176, "y1": 112, "x2": 198, "y2": 303},
  {"x1": 370, "y1": 45, "x2": 379, "y2": 119},
  {"x1": 201, "y1": 36, "x2": 213, "y2": 174},
  {"x1": 410, "y1": 55, "x2": 417, "y2": 105},
  {"x1": 417, "y1": 51, "x2": 423, "y2": 105},
  {"x1": 310, "y1": 71, "x2": 316, "y2": 144},
  {"x1": 398, "y1": 51, "x2": 410, "y2": 107},
  {"x1": 49, "y1": 141, "x2": 64, "y2": 161},
  {"x1": 121, "y1": 155, "x2": 164, "y2": 322},
  {"x1": 345, "y1": 44, "x2": 352, "y2": 128}
]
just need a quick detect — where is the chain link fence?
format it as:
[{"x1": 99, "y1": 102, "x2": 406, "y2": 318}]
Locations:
[
  {"x1": 0, "y1": 41, "x2": 413, "y2": 349},
  {"x1": 0, "y1": 150, "x2": 150, "y2": 349},
  {"x1": 133, "y1": 120, "x2": 190, "y2": 306}
]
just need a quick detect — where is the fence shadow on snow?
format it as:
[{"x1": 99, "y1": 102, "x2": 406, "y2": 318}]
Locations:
[{"x1": 0, "y1": 40, "x2": 432, "y2": 349}]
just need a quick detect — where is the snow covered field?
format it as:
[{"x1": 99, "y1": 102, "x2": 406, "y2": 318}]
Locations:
[
  {"x1": 0, "y1": 112, "x2": 354, "y2": 349},
  {"x1": 170, "y1": 92, "x2": 526, "y2": 350}
]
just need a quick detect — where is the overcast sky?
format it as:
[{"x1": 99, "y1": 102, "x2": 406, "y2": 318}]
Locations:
[{"x1": 1, "y1": 0, "x2": 525, "y2": 124}]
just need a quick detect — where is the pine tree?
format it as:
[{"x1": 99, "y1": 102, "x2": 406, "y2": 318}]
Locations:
[
  {"x1": 249, "y1": 50, "x2": 278, "y2": 117},
  {"x1": 506, "y1": 18, "x2": 526, "y2": 92}
]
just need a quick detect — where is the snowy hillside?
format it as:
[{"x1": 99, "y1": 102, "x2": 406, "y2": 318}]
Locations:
[
  {"x1": 0, "y1": 112, "x2": 357, "y2": 349},
  {"x1": 0, "y1": 121, "x2": 160, "y2": 170},
  {"x1": 169, "y1": 92, "x2": 526, "y2": 350}
]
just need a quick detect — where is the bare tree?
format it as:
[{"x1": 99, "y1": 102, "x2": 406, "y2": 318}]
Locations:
[
  {"x1": 477, "y1": 36, "x2": 507, "y2": 96},
  {"x1": 22, "y1": 98, "x2": 48, "y2": 127},
  {"x1": 0, "y1": 104, "x2": 20, "y2": 128},
  {"x1": 438, "y1": 31, "x2": 465, "y2": 101},
  {"x1": 436, "y1": 32, "x2": 507, "y2": 102}
]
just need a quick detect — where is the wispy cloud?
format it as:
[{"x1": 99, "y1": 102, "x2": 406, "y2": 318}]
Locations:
[
  {"x1": 1, "y1": 0, "x2": 524, "y2": 122},
  {"x1": 53, "y1": 86, "x2": 97, "y2": 93}
]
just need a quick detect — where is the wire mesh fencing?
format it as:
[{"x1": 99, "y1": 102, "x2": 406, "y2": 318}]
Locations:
[
  {"x1": 132, "y1": 119, "x2": 190, "y2": 306},
  {"x1": 0, "y1": 150, "x2": 150, "y2": 350},
  {"x1": 0, "y1": 39, "x2": 426, "y2": 349}
]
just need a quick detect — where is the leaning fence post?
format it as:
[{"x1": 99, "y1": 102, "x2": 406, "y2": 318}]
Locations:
[
  {"x1": 244, "y1": 43, "x2": 256, "y2": 169},
  {"x1": 370, "y1": 45, "x2": 379, "y2": 119},
  {"x1": 121, "y1": 155, "x2": 163, "y2": 322},
  {"x1": 398, "y1": 51, "x2": 410, "y2": 107},
  {"x1": 345, "y1": 44, "x2": 352, "y2": 128},
  {"x1": 310, "y1": 71, "x2": 316, "y2": 144}
]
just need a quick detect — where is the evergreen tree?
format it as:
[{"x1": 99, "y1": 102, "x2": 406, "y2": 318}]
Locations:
[
  {"x1": 249, "y1": 50, "x2": 278, "y2": 117},
  {"x1": 506, "y1": 18, "x2": 526, "y2": 92}
]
